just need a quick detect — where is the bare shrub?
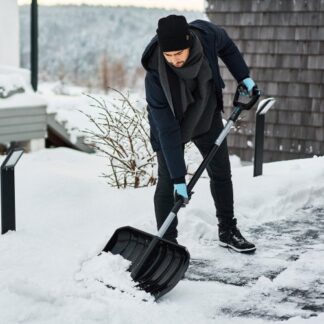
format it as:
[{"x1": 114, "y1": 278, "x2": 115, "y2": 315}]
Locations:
[{"x1": 81, "y1": 88, "x2": 157, "y2": 188}]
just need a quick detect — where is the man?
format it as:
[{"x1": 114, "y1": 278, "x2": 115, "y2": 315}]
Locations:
[{"x1": 141, "y1": 15, "x2": 257, "y2": 253}]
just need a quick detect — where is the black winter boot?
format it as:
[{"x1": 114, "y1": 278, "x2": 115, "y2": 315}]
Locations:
[{"x1": 218, "y1": 219, "x2": 256, "y2": 253}]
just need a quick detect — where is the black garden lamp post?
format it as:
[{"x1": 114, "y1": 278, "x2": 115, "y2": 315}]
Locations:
[
  {"x1": 253, "y1": 98, "x2": 276, "y2": 177},
  {"x1": 31, "y1": 0, "x2": 38, "y2": 91},
  {"x1": 1, "y1": 149, "x2": 24, "y2": 234}
]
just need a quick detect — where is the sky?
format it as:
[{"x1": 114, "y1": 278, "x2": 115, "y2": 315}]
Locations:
[{"x1": 17, "y1": 0, "x2": 205, "y2": 11}]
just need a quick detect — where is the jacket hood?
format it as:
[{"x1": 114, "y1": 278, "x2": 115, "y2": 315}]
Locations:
[{"x1": 141, "y1": 35, "x2": 159, "y2": 72}]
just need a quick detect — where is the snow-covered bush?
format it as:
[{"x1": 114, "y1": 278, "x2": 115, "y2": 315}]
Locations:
[{"x1": 82, "y1": 88, "x2": 157, "y2": 188}]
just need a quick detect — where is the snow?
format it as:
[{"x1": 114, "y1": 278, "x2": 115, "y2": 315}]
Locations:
[
  {"x1": 0, "y1": 147, "x2": 323, "y2": 324},
  {"x1": 0, "y1": 73, "x2": 25, "y2": 96},
  {"x1": 0, "y1": 92, "x2": 47, "y2": 109},
  {"x1": 0, "y1": 65, "x2": 47, "y2": 109}
]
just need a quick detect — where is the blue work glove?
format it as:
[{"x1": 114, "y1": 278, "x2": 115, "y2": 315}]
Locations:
[
  {"x1": 173, "y1": 183, "x2": 189, "y2": 206},
  {"x1": 242, "y1": 77, "x2": 256, "y2": 96}
]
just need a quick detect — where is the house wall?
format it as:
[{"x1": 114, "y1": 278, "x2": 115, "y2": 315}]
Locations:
[
  {"x1": 0, "y1": 66, "x2": 47, "y2": 152},
  {"x1": 0, "y1": 0, "x2": 20, "y2": 67},
  {"x1": 206, "y1": 0, "x2": 324, "y2": 161}
]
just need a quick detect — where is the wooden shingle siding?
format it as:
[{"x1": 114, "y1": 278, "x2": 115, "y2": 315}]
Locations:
[
  {"x1": 0, "y1": 131, "x2": 46, "y2": 143},
  {"x1": 0, "y1": 105, "x2": 47, "y2": 144},
  {"x1": 228, "y1": 41, "x2": 324, "y2": 56},
  {"x1": 0, "y1": 123, "x2": 46, "y2": 135},
  {"x1": 208, "y1": 0, "x2": 324, "y2": 12},
  {"x1": 0, "y1": 106, "x2": 45, "y2": 117},
  {"x1": 221, "y1": 68, "x2": 324, "y2": 85},
  {"x1": 0, "y1": 115, "x2": 46, "y2": 127},
  {"x1": 207, "y1": 0, "x2": 324, "y2": 161},
  {"x1": 220, "y1": 27, "x2": 324, "y2": 41},
  {"x1": 223, "y1": 94, "x2": 324, "y2": 113},
  {"x1": 208, "y1": 12, "x2": 324, "y2": 26}
]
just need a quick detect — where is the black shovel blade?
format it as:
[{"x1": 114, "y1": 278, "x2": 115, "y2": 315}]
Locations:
[{"x1": 103, "y1": 226, "x2": 190, "y2": 300}]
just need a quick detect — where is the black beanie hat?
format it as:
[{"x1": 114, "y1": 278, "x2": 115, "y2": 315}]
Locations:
[{"x1": 157, "y1": 15, "x2": 193, "y2": 52}]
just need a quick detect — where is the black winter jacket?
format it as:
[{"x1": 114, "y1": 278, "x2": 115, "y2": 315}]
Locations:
[{"x1": 141, "y1": 19, "x2": 250, "y2": 180}]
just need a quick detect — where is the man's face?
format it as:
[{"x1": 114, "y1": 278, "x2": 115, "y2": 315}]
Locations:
[{"x1": 162, "y1": 48, "x2": 190, "y2": 68}]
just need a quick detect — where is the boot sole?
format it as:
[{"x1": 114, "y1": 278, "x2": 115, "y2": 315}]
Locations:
[{"x1": 219, "y1": 242, "x2": 256, "y2": 253}]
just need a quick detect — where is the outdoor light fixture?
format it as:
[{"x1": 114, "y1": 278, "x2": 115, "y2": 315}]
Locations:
[
  {"x1": 253, "y1": 98, "x2": 276, "y2": 177},
  {"x1": 1, "y1": 148, "x2": 24, "y2": 234}
]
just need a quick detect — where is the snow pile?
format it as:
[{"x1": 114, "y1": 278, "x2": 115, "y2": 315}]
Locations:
[
  {"x1": 178, "y1": 155, "x2": 324, "y2": 251},
  {"x1": 75, "y1": 252, "x2": 153, "y2": 301},
  {"x1": 275, "y1": 246, "x2": 324, "y2": 290},
  {"x1": 0, "y1": 66, "x2": 47, "y2": 109},
  {"x1": 0, "y1": 73, "x2": 27, "y2": 98}
]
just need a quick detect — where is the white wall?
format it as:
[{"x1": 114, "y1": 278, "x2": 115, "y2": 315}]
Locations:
[{"x1": 0, "y1": 0, "x2": 20, "y2": 67}]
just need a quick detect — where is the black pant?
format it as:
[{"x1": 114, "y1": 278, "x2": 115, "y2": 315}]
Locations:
[{"x1": 154, "y1": 111, "x2": 234, "y2": 241}]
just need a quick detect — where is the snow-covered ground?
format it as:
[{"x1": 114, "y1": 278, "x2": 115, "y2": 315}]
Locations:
[{"x1": 0, "y1": 147, "x2": 323, "y2": 324}]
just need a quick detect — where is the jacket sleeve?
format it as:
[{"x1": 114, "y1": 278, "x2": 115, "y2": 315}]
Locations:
[
  {"x1": 210, "y1": 23, "x2": 250, "y2": 83},
  {"x1": 145, "y1": 72, "x2": 187, "y2": 180}
]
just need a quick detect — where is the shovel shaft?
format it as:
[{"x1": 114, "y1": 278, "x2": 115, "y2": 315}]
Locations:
[
  {"x1": 157, "y1": 211, "x2": 178, "y2": 238},
  {"x1": 187, "y1": 119, "x2": 234, "y2": 194},
  {"x1": 107, "y1": 86, "x2": 260, "y2": 299},
  {"x1": 157, "y1": 107, "x2": 241, "y2": 239},
  {"x1": 154, "y1": 85, "x2": 261, "y2": 240},
  {"x1": 117, "y1": 116, "x2": 237, "y2": 284}
]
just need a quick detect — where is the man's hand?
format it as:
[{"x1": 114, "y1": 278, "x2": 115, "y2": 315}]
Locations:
[
  {"x1": 173, "y1": 183, "x2": 189, "y2": 206},
  {"x1": 241, "y1": 77, "x2": 256, "y2": 97}
]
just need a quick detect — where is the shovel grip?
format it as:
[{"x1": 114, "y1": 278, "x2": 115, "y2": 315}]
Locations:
[{"x1": 233, "y1": 83, "x2": 261, "y2": 111}]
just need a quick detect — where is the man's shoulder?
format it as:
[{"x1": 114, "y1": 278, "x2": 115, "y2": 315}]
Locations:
[
  {"x1": 190, "y1": 19, "x2": 213, "y2": 26},
  {"x1": 190, "y1": 19, "x2": 222, "y2": 35}
]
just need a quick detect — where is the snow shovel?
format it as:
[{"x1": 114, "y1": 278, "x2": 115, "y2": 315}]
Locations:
[{"x1": 103, "y1": 83, "x2": 260, "y2": 300}]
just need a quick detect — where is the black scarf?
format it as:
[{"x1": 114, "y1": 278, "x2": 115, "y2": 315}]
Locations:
[{"x1": 158, "y1": 31, "x2": 218, "y2": 143}]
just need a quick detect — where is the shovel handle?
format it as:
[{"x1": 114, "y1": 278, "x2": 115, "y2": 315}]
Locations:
[
  {"x1": 157, "y1": 85, "x2": 260, "y2": 239},
  {"x1": 233, "y1": 82, "x2": 261, "y2": 110}
]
